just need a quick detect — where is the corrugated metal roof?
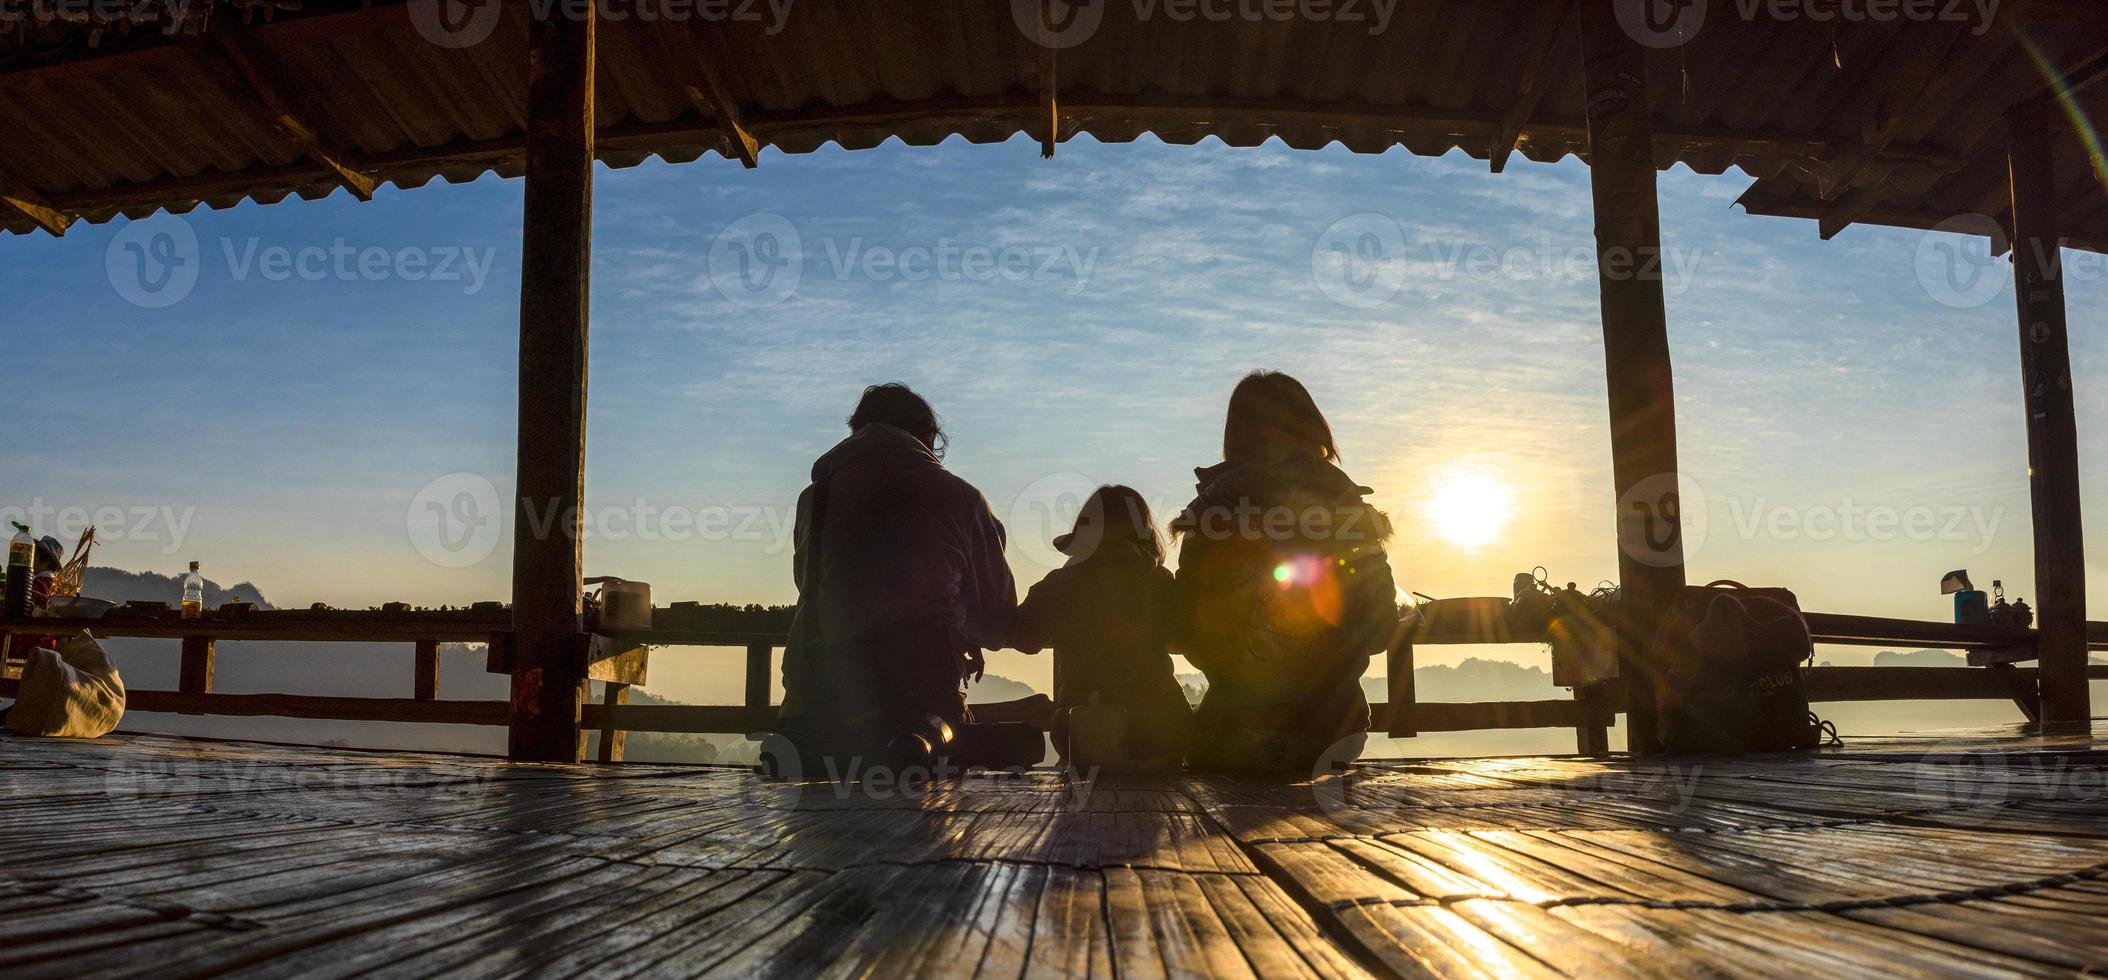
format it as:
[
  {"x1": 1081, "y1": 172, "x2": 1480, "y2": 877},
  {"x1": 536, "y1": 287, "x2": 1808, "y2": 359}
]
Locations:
[{"x1": 2, "y1": 0, "x2": 2105, "y2": 249}]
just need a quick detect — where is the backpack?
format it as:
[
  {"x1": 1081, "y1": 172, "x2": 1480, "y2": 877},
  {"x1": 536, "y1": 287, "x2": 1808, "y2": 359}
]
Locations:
[{"x1": 1650, "y1": 581, "x2": 1819, "y2": 753}]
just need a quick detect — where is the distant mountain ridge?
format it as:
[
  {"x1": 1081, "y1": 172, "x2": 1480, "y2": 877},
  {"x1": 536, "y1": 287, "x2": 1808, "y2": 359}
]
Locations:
[
  {"x1": 81, "y1": 566, "x2": 272, "y2": 610},
  {"x1": 1872, "y1": 649, "x2": 1964, "y2": 668}
]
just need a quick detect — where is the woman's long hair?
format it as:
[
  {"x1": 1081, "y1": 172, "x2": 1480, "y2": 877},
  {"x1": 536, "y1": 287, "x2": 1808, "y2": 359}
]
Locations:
[{"x1": 1222, "y1": 370, "x2": 1339, "y2": 464}]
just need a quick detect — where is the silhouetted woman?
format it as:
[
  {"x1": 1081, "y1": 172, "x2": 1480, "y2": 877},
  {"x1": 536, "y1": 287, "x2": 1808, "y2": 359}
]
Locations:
[
  {"x1": 1171, "y1": 371, "x2": 1397, "y2": 772},
  {"x1": 776, "y1": 383, "x2": 1016, "y2": 769}
]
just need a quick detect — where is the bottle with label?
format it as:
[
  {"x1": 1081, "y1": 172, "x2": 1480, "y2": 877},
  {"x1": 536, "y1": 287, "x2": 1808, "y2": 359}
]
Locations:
[
  {"x1": 181, "y1": 561, "x2": 205, "y2": 619},
  {"x1": 4, "y1": 522, "x2": 32, "y2": 618}
]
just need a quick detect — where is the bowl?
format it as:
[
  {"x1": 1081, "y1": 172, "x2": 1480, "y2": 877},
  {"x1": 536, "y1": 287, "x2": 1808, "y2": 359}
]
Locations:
[{"x1": 45, "y1": 596, "x2": 116, "y2": 619}]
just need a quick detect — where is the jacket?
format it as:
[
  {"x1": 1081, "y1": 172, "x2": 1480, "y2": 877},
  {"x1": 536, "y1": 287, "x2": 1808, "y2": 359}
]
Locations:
[
  {"x1": 1010, "y1": 537, "x2": 1191, "y2": 759},
  {"x1": 779, "y1": 423, "x2": 1016, "y2": 725},
  {"x1": 1170, "y1": 452, "x2": 1397, "y2": 754}
]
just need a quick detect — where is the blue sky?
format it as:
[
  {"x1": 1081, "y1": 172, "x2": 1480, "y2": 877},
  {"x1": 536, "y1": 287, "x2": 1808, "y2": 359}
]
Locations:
[{"x1": 3, "y1": 134, "x2": 2103, "y2": 693}]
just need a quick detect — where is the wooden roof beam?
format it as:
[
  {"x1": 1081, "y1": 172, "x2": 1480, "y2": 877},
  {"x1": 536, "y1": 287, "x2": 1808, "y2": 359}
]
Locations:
[
  {"x1": 0, "y1": 178, "x2": 73, "y2": 236},
  {"x1": 1822, "y1": 40, "x2": 2108, "y2": 240},
  {"x1": 1810, "y1": 25, "x2": 1990, "y2": 239},
  {"x1": 662, "y1": 25, "x2": 759, "y2": 169},
  {"x1": 1039, "y1": 45, "x2": 1058, "y2": 159},
  {"x1": 1488, "y1": 4, "x2": 1571, "y2": 174},
  {"x1": 1813, "y1": 32, "x2": 2108, "y2": 241},
  {"x1": 197, "y1": 27, "x2": 378, "y2": 201},
  {"x1": 1815, "y1": 30, "x2": 1973, "y2": 201}
]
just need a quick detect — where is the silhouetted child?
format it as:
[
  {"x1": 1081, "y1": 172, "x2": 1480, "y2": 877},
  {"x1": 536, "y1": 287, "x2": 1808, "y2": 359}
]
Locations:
[{"x1": 1010, "y1": 486, "x2": 1191, "y2": 769}]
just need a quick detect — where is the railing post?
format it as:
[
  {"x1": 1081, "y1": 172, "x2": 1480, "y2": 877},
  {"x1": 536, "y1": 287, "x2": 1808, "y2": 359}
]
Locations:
[
  {"x1": 2006, "y1": 100, "x2": 2089, "y2": 730},
  {"x1": 414, "y1": 639, "x2": 440, "y2": 702},
  {"x1": 596, "y1": 682, "x2": 629, "y2": 763},
  {"x1": 1577, "y1": 1, "x2": 1687, "y2": 754},
  {"x1": 1573, "y1": 684, "x2": 1611, "y2": 755},
  {"x1": 179, "y1": 635, "x2": 215, "y2": 714},
  {"x1": 745, "y1": 641, "x2": 772, "y2": 709},
  {"x1": 507, "y1": 1, "x2": 596, "y2": 762}
]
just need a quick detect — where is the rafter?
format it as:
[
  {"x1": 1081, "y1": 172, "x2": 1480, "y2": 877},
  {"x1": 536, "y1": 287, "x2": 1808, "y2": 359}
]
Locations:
[
  {"x1": 1040, "y1": 44, "x2": 1058, "y2": 159},
  {"x1": 1819, "y1": 36, "x2": 2108, "y2": 240},
  {"x1": 196, "y1": 27, "x2": 378, "y2": 200},
  {"x1": 1817, "y1": 31, "x2": 1973, "y2": 201},
  {"x1": 1024, "y1": 0, "x2": 1061, "y2": 158},
  {"x1": 660, "y1": 24, "x2": 759, "y2": 169},
  {"x1": 1489, "y1": 4, "x2": 1572, "y2": 174},
  {"x1": 0, "y1": 178, "x2": 73, "y2": 236},
  {"x1": 1811, "y1": 26, "x2": 1981, "y2": 239}
]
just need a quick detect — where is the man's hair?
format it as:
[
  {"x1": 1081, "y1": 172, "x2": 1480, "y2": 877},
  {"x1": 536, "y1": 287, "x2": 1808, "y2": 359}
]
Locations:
[{"x1": 848, "y1": 382, "x2": 946, "y2": 457}]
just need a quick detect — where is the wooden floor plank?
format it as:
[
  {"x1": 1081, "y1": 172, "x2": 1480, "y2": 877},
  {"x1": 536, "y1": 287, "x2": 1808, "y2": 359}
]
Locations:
[
  {"x1": 1024, "y1": 865, "x2": 1113, "y2": 979},
  {"x1": 2, "y1": 727, "x2": 2105, "y2": 976}
]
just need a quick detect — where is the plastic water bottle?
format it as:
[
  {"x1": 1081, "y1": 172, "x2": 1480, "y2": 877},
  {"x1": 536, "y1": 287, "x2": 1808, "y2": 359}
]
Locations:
[
  {"x1": 181, "y1": 561, "x2": 205, "y2": 619},
  {"x1": 4, "y1": 522, "x2": 32, "y2": 618}
]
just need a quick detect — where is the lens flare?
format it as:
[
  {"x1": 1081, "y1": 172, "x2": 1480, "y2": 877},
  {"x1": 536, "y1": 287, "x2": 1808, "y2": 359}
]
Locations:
[{"x1": 2014, "y1": 28, "x2": 2108, "y2": 191}]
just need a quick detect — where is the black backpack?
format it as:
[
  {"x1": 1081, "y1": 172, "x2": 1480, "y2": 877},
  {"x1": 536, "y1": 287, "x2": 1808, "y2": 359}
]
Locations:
[{"x1": 1651, "y1": 581, "x2": 1820, "y2": 753}]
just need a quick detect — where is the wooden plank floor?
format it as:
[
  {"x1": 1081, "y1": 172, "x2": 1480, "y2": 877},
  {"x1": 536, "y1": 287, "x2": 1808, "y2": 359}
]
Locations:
[{"x1": 1, "y1": 725, "x2": 2104, "y2": 978}]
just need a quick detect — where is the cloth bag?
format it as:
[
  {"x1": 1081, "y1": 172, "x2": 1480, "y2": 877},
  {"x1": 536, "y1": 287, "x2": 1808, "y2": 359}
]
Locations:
[{"x1": 6, "y1": 632, "x2": 126, "y2": 738}]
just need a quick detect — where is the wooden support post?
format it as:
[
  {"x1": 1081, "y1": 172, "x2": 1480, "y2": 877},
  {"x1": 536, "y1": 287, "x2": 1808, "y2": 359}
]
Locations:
[
  {"x1": 745, "y1": 641, "x2": 772, "y2": 709},
  {"x1": 1577, "y1": 1, "x2": 1685, "y2": 755},
  {"x1": 508, "y1": 4, "x2": 596, "y2": 763},
  {"x1": 2007, "y1": 100, "x2": 2090, "y2": 730},
  {"x1": 179, "y1": 636, "x2": 215, "y2": 715},
  {"x1": 414, "y1": 639, "x2": 441, "y2": 702},
  {"x1": 596, "y1": 682, "x2": 630, "y2": 763}
]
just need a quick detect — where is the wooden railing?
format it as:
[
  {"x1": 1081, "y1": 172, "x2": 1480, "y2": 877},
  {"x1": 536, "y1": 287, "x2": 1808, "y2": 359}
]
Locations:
[
  {"x1": 0, "y1": 609, "x2": 514, "y2": 728},
  {"x1": 1387, "y1": 608, "x2": 2108, "y2": 751},
  {"x1": 3, "y1": 607, "x2": 2103, "y2": 760}
]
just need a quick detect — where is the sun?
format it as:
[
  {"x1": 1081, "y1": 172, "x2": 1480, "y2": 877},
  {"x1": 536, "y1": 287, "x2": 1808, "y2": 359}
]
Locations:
[{"x1": 1427, "y1": 471, "x2": 1513, "y2": 549}]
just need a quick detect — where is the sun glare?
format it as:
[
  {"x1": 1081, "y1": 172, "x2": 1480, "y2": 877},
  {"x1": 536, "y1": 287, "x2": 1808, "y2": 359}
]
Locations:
[{"x1": 1428, "y1": 471, "x2": 1513, "y2": 549}]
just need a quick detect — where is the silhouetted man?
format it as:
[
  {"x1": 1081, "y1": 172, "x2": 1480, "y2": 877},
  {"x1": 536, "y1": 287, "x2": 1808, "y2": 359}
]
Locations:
[{"x1": 775, "y1": 383, "x2": 1015, "y2": 769}]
